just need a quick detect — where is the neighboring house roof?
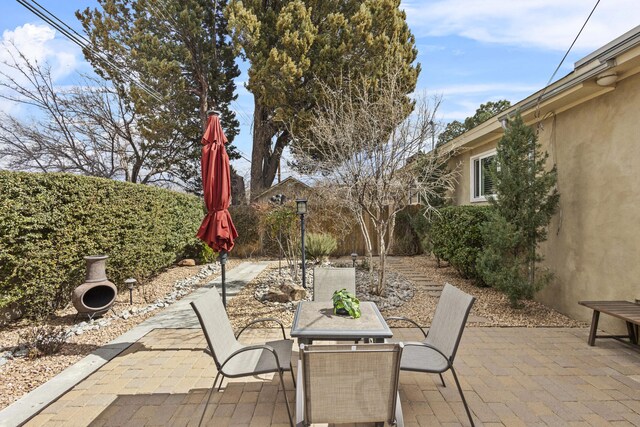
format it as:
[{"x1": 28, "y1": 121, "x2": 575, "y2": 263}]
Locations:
[
  {"x1": 440, "y1": 25, "x2": 640, "y2": 153},
  {"x1": 253, "y1": 176, "x2": 310, "y2": 201}
]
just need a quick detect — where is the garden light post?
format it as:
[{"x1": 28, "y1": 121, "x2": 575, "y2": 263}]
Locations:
[
  {"x1": 270, "y1": 194, "x2": 286, "y2": 275},
  {"x1": 125, "y1": 278, "x2": 136, "y2": 305},
  {"x1": 351, "y1": 252, "x2": 358, "y2": 268},
  {"x1": 296, "y1": 198, "x2": 308, "y2": 289}
]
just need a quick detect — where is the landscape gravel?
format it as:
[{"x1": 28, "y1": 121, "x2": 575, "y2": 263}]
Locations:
[
  {"x1": 0, "y1": 259, "x2": 240, "y2": 410},
  {"x1": 0, "y1": 255, "x2": 586, "y2": 411},
  {"x1": 229, "y1": 255, "x2": 586, "y2": 330}
]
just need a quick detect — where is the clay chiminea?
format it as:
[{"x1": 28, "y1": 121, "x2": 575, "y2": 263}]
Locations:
[{"x1": 72, "y1": 255, "x2": 117, "y2": 319}]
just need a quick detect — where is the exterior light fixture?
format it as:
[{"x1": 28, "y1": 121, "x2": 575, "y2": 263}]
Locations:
[
  {"x1": 296, "y1": 198, "x2": 308, "y2": 215},
  {"x1": 596, "y1": 72, "x2": 617, "y2": 86},
  {"x1": 351, "y1": 252, "x2": 358, "y2": 268},
  {"x1": 124, "y1": 278, "x2": 137, "y2": 305}
]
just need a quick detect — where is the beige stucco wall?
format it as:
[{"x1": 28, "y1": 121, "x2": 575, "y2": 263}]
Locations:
[{"x1": 451, "y1": 71, "x2": 640, "y2": 334}]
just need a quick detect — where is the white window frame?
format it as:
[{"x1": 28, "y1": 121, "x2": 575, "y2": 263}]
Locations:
[{"x1": 470, "y1": 149, "x2": 497, "y2": 203}]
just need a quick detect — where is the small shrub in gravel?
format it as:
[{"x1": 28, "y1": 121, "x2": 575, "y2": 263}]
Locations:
[
  {"x1": 305, "y1": 233, "x2": 337, "y2": 264},
  {"x1": 19, "y1": 325, "x2": 69, "y2": 358}
]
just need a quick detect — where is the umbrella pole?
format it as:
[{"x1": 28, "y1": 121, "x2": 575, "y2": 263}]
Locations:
[{"x1": 220, "y1": 250, "x2": 228, "y2": 308}]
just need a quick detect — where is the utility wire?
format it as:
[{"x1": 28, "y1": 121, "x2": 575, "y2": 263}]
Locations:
[
  {"x1": 18, "y1": 0, "x2": 253, "y2": 164},
  {"x1": 17, "y1": 0, "x2": 163, "y2": 102},
  {"x1": 534, "y1": 0, "x2": 601, "y2": 115},
  {"x1": 231, "y1": 99, "x2": 253, "y2": 124}
]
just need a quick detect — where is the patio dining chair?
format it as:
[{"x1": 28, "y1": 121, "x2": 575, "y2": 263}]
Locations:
[
  {"x1": 296, "y1": 343, "x2": 404, "y2": 426},
  {"x1": 312, "y1": 266, "x2": 356, "y2": 301},
  {"x1": 190, "y1": 288, "x2": 294, "y2": 427},
  {"x1": 386, "y1": 283, "x2": 476, "y2": 427}
]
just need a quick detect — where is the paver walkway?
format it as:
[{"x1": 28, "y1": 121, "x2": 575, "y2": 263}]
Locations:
[
  {"x1": 387, "y1": 256, "x2": 446, "y2": 298},
  {"x1": 386, "y1": 257, "x2": 489, "y2": 324},
  {"x1": 0, "y1": 261, "x2": 270, "y2": 427},
  {"x1": 5, "y1": 260, "x2": 640, "y2": 426},
  {"x1": 14, "y1": 324, "x2": 640, "y2": 426}
]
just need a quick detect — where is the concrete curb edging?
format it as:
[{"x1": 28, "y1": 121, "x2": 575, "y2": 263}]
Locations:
[{"x1": 0, "y1": 261, "x2": 270, "y2": 427}]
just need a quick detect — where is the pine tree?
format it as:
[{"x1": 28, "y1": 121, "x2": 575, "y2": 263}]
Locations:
[
  {"x1": 438, "y1": 100, "x2": 511, "y2": 146},
  {"x1": 77, "y1": 0, "x2": 240, "y2": 191},
  {"x1": 478, "y1": 113, "x2": 560, "y2": 307},
  {"x1": 226, "y1": 0, "x2": 420, "y2": 197}
]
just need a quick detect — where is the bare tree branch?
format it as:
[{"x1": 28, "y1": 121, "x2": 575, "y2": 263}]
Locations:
[
  {"x1": 0, "y1": 44, "x2": 190, "y2": 186},
  {"x1": 292, "y1": 65, "x2": 460, "y2": 294}
]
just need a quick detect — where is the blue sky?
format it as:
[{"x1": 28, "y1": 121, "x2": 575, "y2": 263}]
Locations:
[{"x1": 1, "y1": 0, "x2": 639, "y2": 179}]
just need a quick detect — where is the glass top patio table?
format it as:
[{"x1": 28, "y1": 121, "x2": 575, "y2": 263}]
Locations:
[{"x1": 290, "y1": 301, "x2": 393, "y2": 345}]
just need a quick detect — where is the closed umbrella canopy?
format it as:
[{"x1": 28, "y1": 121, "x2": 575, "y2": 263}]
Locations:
[{"x1": 196, "y1": 113, "x2": 238, "y2": 253}]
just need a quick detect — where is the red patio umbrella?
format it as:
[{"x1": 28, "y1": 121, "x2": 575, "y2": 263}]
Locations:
[{"x1": 196, "y1": 112, "x2": 238, "y2": 307}]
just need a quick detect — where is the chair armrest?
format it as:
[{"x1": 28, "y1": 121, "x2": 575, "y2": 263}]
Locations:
[
  {"x1": 385, "y1": 316, "x2": 428, "y2": 338},
  {"x1": 402, "y1": 341, "x2": 452, "y2": 367},
  {"x1": 219, "y1": 344, "x2": 282, "y2": 375},
  {"x1": 236, "y1": 317, "x2": 287, "y2": 340}
]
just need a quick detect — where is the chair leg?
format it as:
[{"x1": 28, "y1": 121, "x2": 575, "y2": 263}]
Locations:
[
  {"x1": 450, "y1": 367, "x2": 475, "y2": 427},
  {"x1": 278, "y1": 369, "x2": 294, "y2": 427},
  {"x1": 198, "y1": 383, "x2": 217, "y2": 427},
  {"x1": 214, "y1": 372, "x2": 225, "y2": 391},
  {"x1": 290, "y1": 362, "x2": 296, "y2": 388},
  {"x1": 438, "y1": 373, "x2": 446, "y2": 387}
]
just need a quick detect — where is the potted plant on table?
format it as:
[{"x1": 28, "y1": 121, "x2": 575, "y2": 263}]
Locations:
[{"x1": 332, "y1": 289, "x2": 361, "y2": 319}]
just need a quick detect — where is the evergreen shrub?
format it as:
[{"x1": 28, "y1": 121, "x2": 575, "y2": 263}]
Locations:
[
  {"x1": 392, "y1": 205, "x2": 424, "y2": 256},
  {"x1": 305, "y1": 232, "x2": 338, "y2": 263},
  {"x1": 477, "y1": 113, "x2": 559, "y2": 307},
  {"x1": 0, "y1": 171, "x2": 204, "y2": 318},
  {"x1": 429, "y1": 205, "x2": 492, "y2": 283}
]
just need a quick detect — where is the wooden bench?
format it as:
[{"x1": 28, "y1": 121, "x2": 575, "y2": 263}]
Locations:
[{"x1": 578, "y1": 300, "x2": 640, "y2": 346}]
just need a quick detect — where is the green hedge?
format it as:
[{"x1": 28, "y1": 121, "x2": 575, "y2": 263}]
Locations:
[
  {"x1": 0, "y1": 171, "x2": 204, "y2": 317},
  {"x1": 429, "y1": 205, "x2": 492, "y2": 284}
]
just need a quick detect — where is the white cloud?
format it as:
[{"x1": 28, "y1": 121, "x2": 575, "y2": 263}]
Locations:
[
  {"x1": 402, "y1": 0, "x2": 640, "y2": 52},
  {"x1": 1, "y1": 23, "x2": 83, "y2": 113},
  {"x1": 1, "y1": 23, "x2": 81, "y2": 78}
]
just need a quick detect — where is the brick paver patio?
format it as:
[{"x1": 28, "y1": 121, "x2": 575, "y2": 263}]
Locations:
[{"x1": 22, "y1": 327, "x2": 640, "y2": 426}]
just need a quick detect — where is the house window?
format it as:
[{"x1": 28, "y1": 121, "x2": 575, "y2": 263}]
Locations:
[{"x1": 470, "y1": 149, "x2": 496, "y2": 202}]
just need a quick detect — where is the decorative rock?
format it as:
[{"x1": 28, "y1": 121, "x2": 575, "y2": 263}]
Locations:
[
  {"x1": 0, "y1": 351, "x2": 12, "y2": 366},
  {"x1": 280, "y1": 283, "x2": 306, "y2": 301},
  {"x1": 14, "y1": 349, "x2": 28, "y2": 358},
  {"x1": 178, "y1": 259, "x2": 196, "y2": 266},
  {"x1": 264, "y1": 289, "x2": 290, "y2": 303}
]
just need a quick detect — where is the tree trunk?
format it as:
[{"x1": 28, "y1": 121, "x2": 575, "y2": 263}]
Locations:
[
  {"x1": 250, "y1": 98, "x2": 289, "y2": 198},
  {"x1": 355, "y1": 210, "x2": 376, "y2": 294},
  {"x1": 387, "y1": 212, "x2": 397, "y2": 255},
  {"x1": 377, "y1": 223, "x2": 387, "y2": 296},
  {"x1": 230, "y1": 167, "x2": 246, "y2": 205}
]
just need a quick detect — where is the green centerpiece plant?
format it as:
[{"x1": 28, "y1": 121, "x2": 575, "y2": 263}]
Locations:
[{"x1": 332, "y1": 289, "x2": 361, "y2": 319}]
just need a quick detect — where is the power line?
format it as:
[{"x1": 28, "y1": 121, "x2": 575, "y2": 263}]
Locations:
[
  {"x1": 17, "y1": 0, "x2": 254, "y2": 165},
  {"x1": 231, "y1": 99, "x2": 253, "y2": 124},
  {"x1": 535, "y1": 0, "x2": 601, "y2": 114},
  {"x1": 17, "y1": 0, "x2": 164, "y2": 102},
  {"x1": 232, "y1": 148, "x2": 252, "y2": 163}
]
